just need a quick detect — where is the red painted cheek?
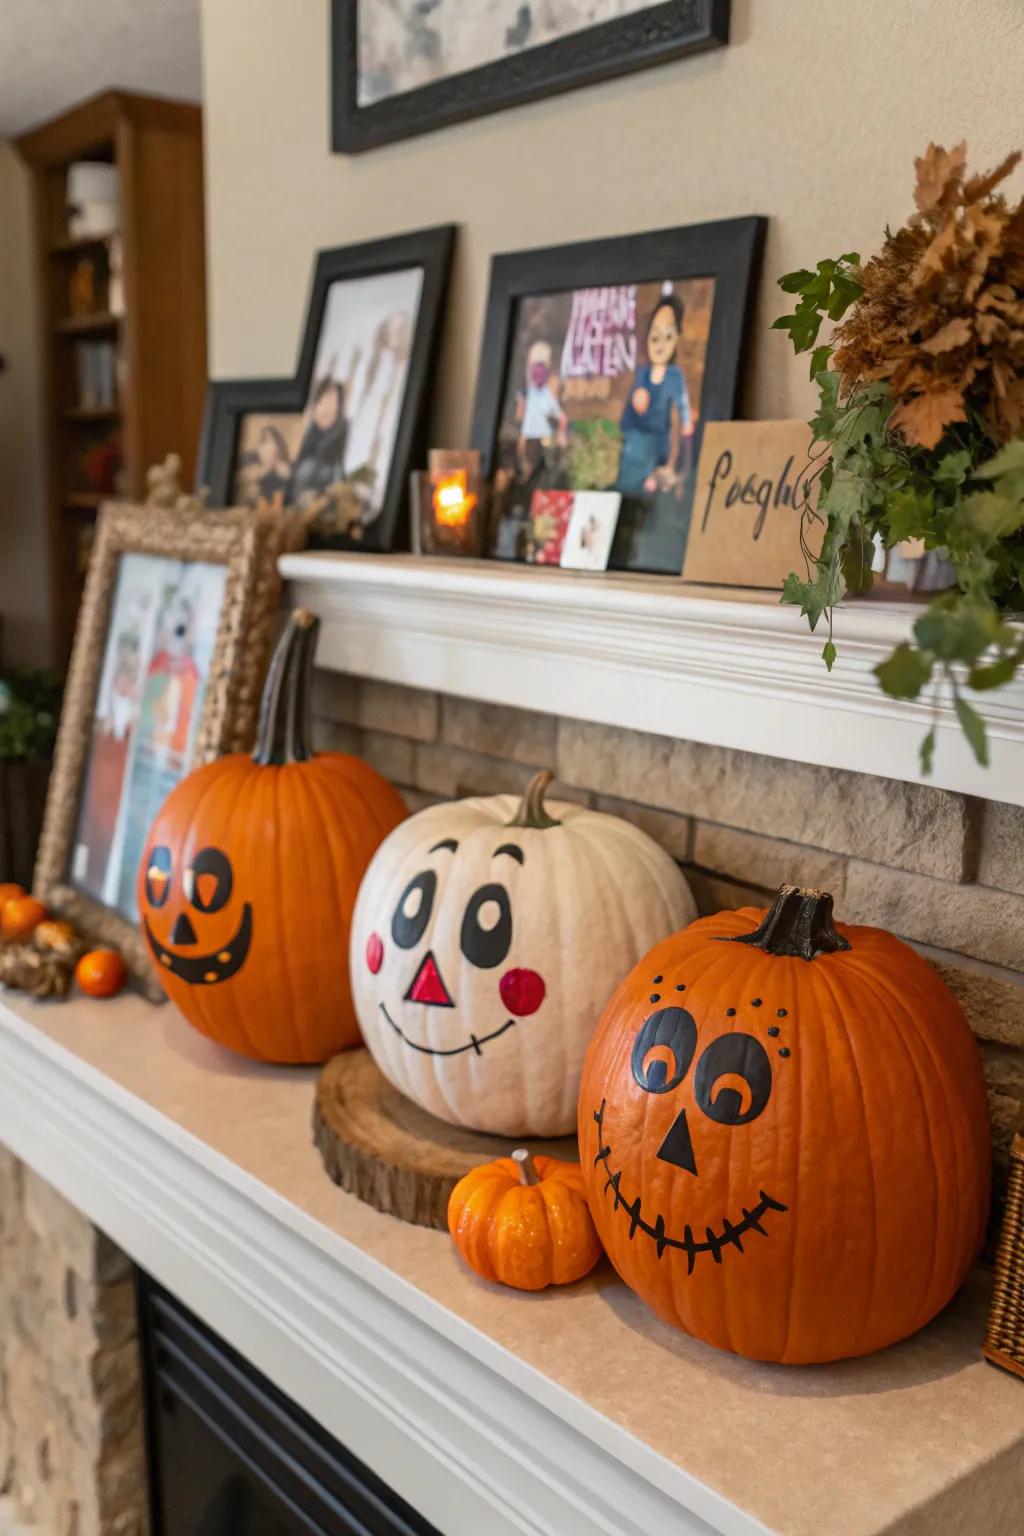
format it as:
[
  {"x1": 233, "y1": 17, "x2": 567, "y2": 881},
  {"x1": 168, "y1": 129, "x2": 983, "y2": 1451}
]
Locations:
[
  {"x1": 366, "y1": 933, "x2": 384, "y2": 975},
  {"x1": 499, "y1": 968, "x2": 545, "y2": 1016}
]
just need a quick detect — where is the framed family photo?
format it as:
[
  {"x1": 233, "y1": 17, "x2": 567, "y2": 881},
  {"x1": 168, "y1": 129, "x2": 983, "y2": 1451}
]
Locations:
[
  {"x1": 472, "y1": 216, "x2": 765, "y2": 574},
  {"x1": 33, "y1": 501, "x2": 285, "y2": 989},
  {"x1": 197, "y1": 225, "x2": 456, "y2": 553},
  {"x1": 332, "y1": 0, "x2": 730, "y2": 152},
  {"x1": 198, "y1": 376, "x2": 303, "y2": 514}
]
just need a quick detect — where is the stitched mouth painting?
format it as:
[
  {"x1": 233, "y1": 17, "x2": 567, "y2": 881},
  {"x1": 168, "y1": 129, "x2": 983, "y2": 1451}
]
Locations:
[
  {"x1": 578, "y1": 886, "x2": 993, "y2": 1365},
  {"x1": 350, "y1": 771, "x2": 695, "y2": 1138}
]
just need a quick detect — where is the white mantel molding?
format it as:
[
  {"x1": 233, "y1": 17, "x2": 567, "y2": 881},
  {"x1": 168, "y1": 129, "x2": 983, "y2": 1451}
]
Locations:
[
  {"x1": 0, "y1": 996, "x2": 754, "y2": 1536},
  {"x1": 280, "y1": 553, "x2": 1024, "y2": 808}
]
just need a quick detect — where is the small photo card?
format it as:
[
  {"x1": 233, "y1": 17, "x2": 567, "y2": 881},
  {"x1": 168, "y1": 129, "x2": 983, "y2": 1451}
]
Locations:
[
  {"x1": 525, "y1": 489, "x2": 575, "y2": 564},
  {"x1": 559, "y1": 490, "x2": 622, "y2": 571},
  {"x1": 682, "y1": 419, "x2": 826, "y2": 589}
]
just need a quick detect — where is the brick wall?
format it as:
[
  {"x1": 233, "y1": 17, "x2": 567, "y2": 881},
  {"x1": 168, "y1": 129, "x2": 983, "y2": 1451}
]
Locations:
[
  {"x1": 0, "y1": 1149, "x2": 147, "y2": 1536},
  {"x1": 313, "y1": 673, "x2": 1024, "y2": 1207}
]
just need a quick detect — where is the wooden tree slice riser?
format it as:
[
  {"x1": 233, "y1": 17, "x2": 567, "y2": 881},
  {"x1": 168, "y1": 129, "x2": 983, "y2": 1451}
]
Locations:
[{"x1": 314, "y1": 1049, "x2": 578, "y2": 1230}]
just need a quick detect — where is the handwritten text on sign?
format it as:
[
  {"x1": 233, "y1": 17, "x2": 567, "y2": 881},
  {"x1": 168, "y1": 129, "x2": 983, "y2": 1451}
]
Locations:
[{"x1": 682, "y1": 419, "x2": 827, "y2": 589}]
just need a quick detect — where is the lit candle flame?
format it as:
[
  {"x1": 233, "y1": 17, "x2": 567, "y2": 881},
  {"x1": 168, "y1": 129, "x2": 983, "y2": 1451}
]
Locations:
[{"x1": 432, "y1": 470, "x2": 477, "y2": 528}]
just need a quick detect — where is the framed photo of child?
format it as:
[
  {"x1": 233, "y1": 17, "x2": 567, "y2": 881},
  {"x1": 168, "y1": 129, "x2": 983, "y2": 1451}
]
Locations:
[
  {"x1": 472, "y1": 218, "x2": 765, "y2": 574},
  {"x1": 196, "y1": 225, "x2": 456, "y2": 553}
]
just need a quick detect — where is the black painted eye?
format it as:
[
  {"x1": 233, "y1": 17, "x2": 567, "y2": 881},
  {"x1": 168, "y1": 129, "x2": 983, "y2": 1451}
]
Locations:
[
  {"x1": 460, "y1": 883, "x2": 511, "y2": 969},
  {"x1": 183, "y1": 847, "x2": 233, "y2": 914},
  {"x1": 631, "y1": 1007, "x2": 698, "y2": 1094},
  {"x1": 694, "y1": 1033, "x2": 772, "y2": 1125},
  {"x1": 392, "y1": 870, "x2": 436, "y2": 949},
  {"x1": 145, "y1": 845, "x2": 172, "y2": 908}
]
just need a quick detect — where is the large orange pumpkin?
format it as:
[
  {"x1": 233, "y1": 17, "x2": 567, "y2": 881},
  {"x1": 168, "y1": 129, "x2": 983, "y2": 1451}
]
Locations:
[
  {"x1": 138, "y1": 610, "x2": 406, "y2": 1062},
  {"x1": 578, "y1": 884, "x2": 991, "y2": 1364}
]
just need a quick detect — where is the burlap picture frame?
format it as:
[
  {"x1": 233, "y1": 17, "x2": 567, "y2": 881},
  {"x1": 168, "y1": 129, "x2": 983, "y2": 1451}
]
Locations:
[{"x1": 33, "y1": 500, "x2": 287, "y2": 990}]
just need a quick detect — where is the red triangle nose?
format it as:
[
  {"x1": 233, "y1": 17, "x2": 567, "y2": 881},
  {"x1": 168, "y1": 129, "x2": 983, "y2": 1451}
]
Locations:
[{"x1": 405, "y1": 950, "x2": 454, "y2": 1008}]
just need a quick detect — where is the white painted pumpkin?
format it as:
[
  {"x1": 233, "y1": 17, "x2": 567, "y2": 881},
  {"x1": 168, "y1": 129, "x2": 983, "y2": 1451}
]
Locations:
[{"x1": 350, "y1": 771, "x2": 695, "y2": 1136}]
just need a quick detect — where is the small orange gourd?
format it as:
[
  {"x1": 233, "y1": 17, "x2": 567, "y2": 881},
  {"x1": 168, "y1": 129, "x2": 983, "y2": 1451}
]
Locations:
[
  {"x1": 76, "y1": 949, "x2": 126, "y2": 998},
  {"x1": 448, "y1": 1149, "x2": 602, "y2": 1292},
  {"x1": 578, "y1": 885, "x2": 992, "y2": 1364},
  {"x1": 0, "y1": 882, "x2": 27, "y2": 910},
  {"x1": 2, "y1": 895, "x2": 47, "y2": 941},
  {"x1": 138, "y1": 610, "x2": 406, "y2": 1062}
]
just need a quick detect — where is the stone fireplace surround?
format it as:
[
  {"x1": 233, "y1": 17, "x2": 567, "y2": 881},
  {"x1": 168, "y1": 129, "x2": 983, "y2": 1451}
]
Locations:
[{"x1": 2, "y1": 553, "x2": 1024, "y2": 1536}]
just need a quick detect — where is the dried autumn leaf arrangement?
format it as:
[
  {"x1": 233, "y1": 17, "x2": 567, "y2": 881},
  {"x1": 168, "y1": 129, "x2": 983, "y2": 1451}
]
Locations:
[
  {"x1": 774, "y1": 142, "x2": 1024, "y2": 772},
  {"x1": 833, "y1": 142, "x2": 1024, "y2": 451}
]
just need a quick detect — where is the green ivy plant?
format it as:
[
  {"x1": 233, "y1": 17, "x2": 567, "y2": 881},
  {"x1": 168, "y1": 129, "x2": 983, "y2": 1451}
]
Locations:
[
  {"x1": 773, "y1": 144, "x2": 1024, "y2": 773},
  {"x1": 0, "y1": 670, "x2": 63, "y2": 764}
]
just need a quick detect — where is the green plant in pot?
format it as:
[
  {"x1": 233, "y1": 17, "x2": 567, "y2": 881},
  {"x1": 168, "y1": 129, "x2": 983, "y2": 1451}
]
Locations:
[
  {"x1": 0, "y1": 669, "x2": 62, "y2": 888},
  {"x1": 774, "y1": 142, "x2": 1024, "y2": 771}
]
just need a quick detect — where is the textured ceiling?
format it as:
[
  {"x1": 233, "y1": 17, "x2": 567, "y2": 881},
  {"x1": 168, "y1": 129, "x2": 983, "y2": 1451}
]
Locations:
[{"x1": 0, "y1": 0, "x2": 202, "y2": 138}]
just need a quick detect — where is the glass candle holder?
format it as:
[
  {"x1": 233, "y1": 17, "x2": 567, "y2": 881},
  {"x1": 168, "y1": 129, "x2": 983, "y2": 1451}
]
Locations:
[{"x1": 412, "y1": 450, "x2": 486, "y2": 556}]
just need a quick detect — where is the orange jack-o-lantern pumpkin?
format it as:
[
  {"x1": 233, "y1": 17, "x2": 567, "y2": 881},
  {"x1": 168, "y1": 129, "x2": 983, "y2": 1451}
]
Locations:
[
  {"x1": 139, "y1": 610, "x2": 406, "y2": 1062},
  {"x1": 578, "y1": 885, "x2": 991, "y2": 1364},
  {"x1": 351, "y1": 770, "x2": 695, "y2": 1137}
]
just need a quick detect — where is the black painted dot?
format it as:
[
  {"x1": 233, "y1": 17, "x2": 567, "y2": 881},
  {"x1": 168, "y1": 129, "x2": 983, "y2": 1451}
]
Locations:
[
  {"x1": 675, "y1": 982, "x2": 686, "y2": 992},
  {"x1": 650, "y1": 993, "x2": 661, "y2": 1003},
  {"x1": 751, "y1": 998, "x2": 762, "y2": 1008},
  {"x1": 779, "y1": 1047, "x2": 791, "y2": 1058},
  {"x1": 776, "y1": 1008, "x2": 788, "y2": 1018},
  {"x1": 768, "y1": 1026, "x2": 780, "y2": 1038},
  {"x1": 726, "y1": 1007, "x2": 736, "y2": 1017},
  {"x1": 653, "y1": 974, "x2": 663, "y2": 984}
]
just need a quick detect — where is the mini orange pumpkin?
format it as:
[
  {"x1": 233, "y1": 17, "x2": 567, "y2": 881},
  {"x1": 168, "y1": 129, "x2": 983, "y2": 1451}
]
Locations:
[
  {"x1": 0, "y1": 882, "x2": 27, "y2": 910},
  {"x1": 578, "y1": 885, "x2": 991, "y2": 1364},
  {"x1": 138, "y1": 610, "x2": 406, "y2": 1062},
  {"x1": 2, "y1": 895, "x2": 47, "y2": 941},
  {"x1": 448, "y1": 1149, "x2": 603, "y2": 1291},
  {"x1": 76, "y1": 949, "x2": 126, "y2": 997}
]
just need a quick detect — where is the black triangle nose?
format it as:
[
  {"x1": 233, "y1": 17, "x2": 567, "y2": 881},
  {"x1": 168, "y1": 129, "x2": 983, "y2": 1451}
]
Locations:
[
  {"x1": 656, "y1": 1107, "x2": 698, "y2": 1176},
  {"x1": 171, "y1": 911, "x2": 198, "y2": 946}
]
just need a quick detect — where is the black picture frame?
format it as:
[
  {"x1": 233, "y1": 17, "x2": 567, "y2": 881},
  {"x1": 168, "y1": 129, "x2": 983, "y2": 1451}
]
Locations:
[
  {"x1": 469, "y1": 215, "x2": 766, "y2": 573},
  {"x1": 332, "y1": 0, "x2": 730, "y2": 154},
  {"x1": 196, "y1": 224, "x2": 456, "y2": 553}
]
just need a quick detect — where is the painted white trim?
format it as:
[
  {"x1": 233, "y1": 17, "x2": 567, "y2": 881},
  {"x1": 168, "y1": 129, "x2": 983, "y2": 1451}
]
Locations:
[
  {"x1": 281, "y1": 552, "x2": 1024, "y2": 805},
  {"x1": 0, "y1": 994, "x2": 765, "y2": 1536}
]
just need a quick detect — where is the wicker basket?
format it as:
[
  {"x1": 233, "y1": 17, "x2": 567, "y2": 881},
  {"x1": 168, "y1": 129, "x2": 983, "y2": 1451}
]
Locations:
[{"x1": 983, "y1": 1132, "x2": 1024, "y2": 1380}]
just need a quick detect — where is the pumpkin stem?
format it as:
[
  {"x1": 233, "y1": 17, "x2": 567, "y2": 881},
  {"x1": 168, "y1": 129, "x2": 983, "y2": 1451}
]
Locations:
[
  {"x1": 252, "y1": 609, "x2": 319, "y2": 766},
  {"x1": 506, "y1": 770, "x2": 561, "y2": 830},
  {"x1": 728, "y1": 884, "x2": 852, "y2": 961},
  {"x1": 512, "y1": 1149, "x2": 540, "y2": 1186}
]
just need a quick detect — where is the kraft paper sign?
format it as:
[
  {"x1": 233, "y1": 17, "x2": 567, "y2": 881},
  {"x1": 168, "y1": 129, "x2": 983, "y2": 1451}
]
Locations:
[{"x1": 682, "y1": 419, "x2": 826, "y2": 589}]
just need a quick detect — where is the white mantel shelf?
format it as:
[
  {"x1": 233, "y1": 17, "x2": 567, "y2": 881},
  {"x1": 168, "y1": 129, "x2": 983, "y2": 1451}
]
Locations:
[
  {"x1": 281, "y1": 551, "x2": 1024, "y2": 806},
  {"x1": 2, "y1": 988, "x2": 1024, "y2": 1536}
]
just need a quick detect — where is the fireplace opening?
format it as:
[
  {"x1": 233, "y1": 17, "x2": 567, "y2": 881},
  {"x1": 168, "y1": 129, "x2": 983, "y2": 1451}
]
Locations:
[{"x1": 136, "y1": 1272, "x2": 443, "y2": 1536}]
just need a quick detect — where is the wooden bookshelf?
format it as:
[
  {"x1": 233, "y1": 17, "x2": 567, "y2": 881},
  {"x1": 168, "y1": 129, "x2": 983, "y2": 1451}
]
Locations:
[
  {"x1": 53, "y1": 311, "x2": 120, "y2": 336},
  {"x1": 63, "y1": 492, "x2": 107, "y2": 510},
  {"x1": 17, "y1": 91, "x2": 207, "y2": 662},
  {"x1": 63, "y1": 406, "x2": 121, "y2": 423}
]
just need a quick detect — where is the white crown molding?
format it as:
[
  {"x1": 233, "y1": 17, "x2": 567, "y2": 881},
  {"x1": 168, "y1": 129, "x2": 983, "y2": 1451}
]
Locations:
[
  {"x1": 280, "y1": 553, "x2": 1024, "y2": 807},
  {"x1": 0, "y1": 994, "x2": 758, "y2": 1536}
]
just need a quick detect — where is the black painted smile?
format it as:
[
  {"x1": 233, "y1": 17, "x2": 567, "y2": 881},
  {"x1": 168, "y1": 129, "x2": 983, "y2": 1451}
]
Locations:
[
  {"x1": 379, "y1": 1001, "x2": 516, "y2": 1058},
  {"x1": 144, "y1": 904, "x2": 253, "y2": 985},
  {"x1": 592, "y1": 1101, "x2": 788, "y2": 1272}
]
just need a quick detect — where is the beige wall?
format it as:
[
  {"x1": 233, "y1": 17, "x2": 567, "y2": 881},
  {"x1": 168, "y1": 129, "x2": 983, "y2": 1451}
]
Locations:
[
  {"x1": 200, "y1": 0, "x2": 1024, "y2": 443},
  {"x1": 0, "y1": 141, "x2": 50, "y2": 668}
]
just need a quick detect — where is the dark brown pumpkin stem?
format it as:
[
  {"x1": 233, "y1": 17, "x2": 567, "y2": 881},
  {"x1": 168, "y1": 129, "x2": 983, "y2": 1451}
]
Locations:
[
  {"x1": 252, "y1": 609, "x2": 319, "y2": 766},
  {"x1": 728, "y1": 884, "x2": 851, "y2": 961},
  {"x1": 506, "y1": 770, "x2": 561, "y2": 830},
  {"x1": 512, "y1": 1149, "x2": 540, "y2": 1186}
]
